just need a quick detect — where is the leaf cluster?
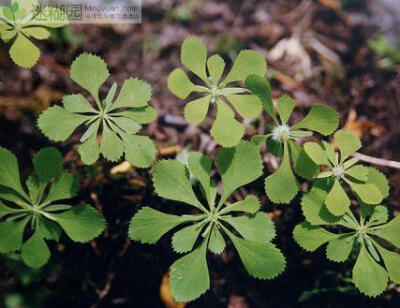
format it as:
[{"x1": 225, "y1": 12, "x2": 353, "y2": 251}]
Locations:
[
  {"x1": 246, "y1": 74, "x2": 339, "y2": 203},
  {"x1": 0, "y1": 147, "x2": 105, "y2": 268},
  {"x1": 129, "y1": 141, "x2": 285, "y2": 301},
  {"x1": 293, "y1": 166, "x2": 399, "y2": 297},
  {"x1": 38, "y1": 53, "x2": 157, "y2": 167},
  {"x1": 0, "y1": 0, "x2": 68, "y2": 67},
  {"x1": 167, "y1": 37, "x2": 266, "y2": 147}
]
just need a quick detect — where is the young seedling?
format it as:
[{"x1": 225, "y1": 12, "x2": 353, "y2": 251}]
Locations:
[
  {"x1": 0, "y1": 147, "x2": 106, "y2": 268},
  {"x1": 245, "y1": 74, "x2": 339, "y2": 204},
  {"x1": 304, "y1": 129, "x2": 384, "y2": 216},
  {"x1": 293, "y1": 170, "x2": 398, "y2": 297},
  {"x1": 0, "y1": 0, "x2": 68, "y2": 68},
  {"x1": 167, "y1": 37, "x2": 266, "y2": 147},
  {"x1": 129, "y1": 141, "x2": 285, "y2": 302},
  {"x1": 38, "y1": 53, "x2": 157, "y2": 167}
]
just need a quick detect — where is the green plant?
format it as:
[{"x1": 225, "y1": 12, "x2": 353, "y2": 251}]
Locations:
[
  {"x1": 0, "y1": 0, "x2": 68, "y2": 68},
  {"x1": 0, "y1": 147, "x2": 106, "y2": 268},
  {"x1": 293, "y1": 169, "x2": 399, "y2": 297},
  {"x1": 368, "y1": 34, "x2": 400, "y2": 69},
  {"x1": 38, "y1": 53, "x2": 157, "y2": 167},
  {"x1": 245, "y1": 74, "x2": 339, "y2": 204},
  {"x1": 167, "y1": 37, "x2": 266, "y2": 147},
  {"x1": 303, "y1": 129, "x2": 384, "y2": 216},
  {"x1": 129, "y1": 141, "x2": 285, "y2": 302}
]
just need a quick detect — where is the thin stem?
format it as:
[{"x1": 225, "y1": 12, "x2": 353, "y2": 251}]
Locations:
[{"x1": 353, "y1": 152, "x2": 400, "y2": 170}]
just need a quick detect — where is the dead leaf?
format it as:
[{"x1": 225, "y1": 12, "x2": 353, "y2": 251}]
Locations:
[
  {"x1": 228, "y1": 295, "x2": 249, "y2": 308},
  {"x1": 110, "y1": 161, "x2": 132, "y2": 175},
  {"x1": 160, "y1": 272, "x2": 186, "y2": 308},
  {"x1": 343, "y1": 109, "x2": 385, "y2": 139},
  {"x1": 159, "y1": 145, "x2": 182, "y2": 157}
]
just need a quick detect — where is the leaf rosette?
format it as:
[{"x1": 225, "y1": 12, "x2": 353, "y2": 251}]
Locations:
[
  {"x1": 38, "y1": 53, "x2": 157, "y2": 167},
  {"x1": 246, "y1": 75, "x2": 339, "y2": 204},
  {"x1": 167, "y1": 37, "x2": 267, "y2": 147},
  {"x1": 304, "y1": 130, "x2": 385, "y2": 216},
  {"x1": 0, "y1": 0, "x2": 68, "y2": 68},
  {"x1": 293, "y1": 175, "x2": 398, "y2": 297},
  {"x1": 129, "y1": 141, "x2": 286, "y2": 302},
  {"x1": 0, "y1": 147, "x2": 106, "y2": 268}
]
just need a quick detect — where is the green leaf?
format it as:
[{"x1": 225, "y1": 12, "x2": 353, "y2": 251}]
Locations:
[
  {"x1": 325, "y1": 179, "x2": 350, "y2": 216},
  {"x1": 217, "y1": 141, "x2": 263, "y2": 204},
  {"x1": 0, "y1": 218, "x2": 28, "y2": 253},
  {"x1": 33, "y1": 147, "x2": 63, "y2": 185},
  {"x1": 129, "y1": 207, "x2": 185, "y2": 244},
  {"x1": 289, "y1": 141, "x2": 319, "y2": 179},
  {"x1": 22, "y1": 27, "x2": 50, "y2": 40},
  {"x1": 210, "y1": 100, "x2": 244, "y2": 147},
  {"x1": 9, "y1": 33, "x2": 40, "y2": 68},
  {"x1": 345, "y1": 165, "x2": 368, "y2": 181},
  {"x1": 70, "y1": 53, "x2": 110, "y2": 98},
  {"x1": 26, "y1": 176, "x2": 39, "y2": 204},
  {"x1": 122, "y1": 135, "x2": 156, "y2": 168},
  {"x1": 62, "y1": 94, "x2": 97, "y2": 114},
  {"x1": 100, "y1": 124, "x2": 124, "y2": 162},
  {"x1": 223, "y1": 212, "x2": 275, "y2": 242},
  {"x1": 245, "y1": 74, "x2": 277, "y2": 122},
  {"x1": 301, "y1": 182, "x2": 342, "y2": 225},
  {"x1": 219, "y1": 195, "x2": 260, "y2": 215},
  {"x1": 78, "y1": 129, "x2": 100, "y2": 165},
  {"x1": 347, "y1": 181, "x2": 382, "y2": 205},
  {"x1": 53, "y1": 204, "x2": 105, "y2": 243},
  {"x1": 117, "y1": 106, "x2": 157, "y2": 124},
  {"x1": 37, "y1": 218, "x2": 61, "y2": 241},
  {"x1": 21, "y1": 231, "x2": 50, "y2": 268},
  {"x1": 373, "y1": 215, "x2": 400, "y2": 248},
  {"x1": 169, "y1": 240, "x2": 209, "y2": 302},
  {"x1": 0, "y1": 147, "x2": 28, "y2": 199},
  {"x1": 322, "y1": 141, "x2": 337, "y2": 165},
  {"x1": 265, "y1": 143, "x2": 298, "y2": 204},
  {"x1": 38, "y1": 106, "x2": 89, "y2": 142},
  {"x1": 228, "y1": 233, "x2": 285, "y2": 279},
  {"x1": 111, "y1": 117, "x2": 141, "y2": 135},
  {"x1": 326, "y1": 236, "x2": 354, "y2": 262},
  {"x1": 187, "y1": 152, "x2": 212, "y2": 206},
  {"x1": 266, "y1": 138, "x2": 283, "y2": 157},
  {"x1": 181, "y1": 37, "x2": 208, "y2": 83},
  {"x1": 207, "y1": 54, "x2": 225, "y2": 82},
  {"x1": 184, "y1": 96, "x2": 210, "y2": 124},
  {"x1": 223, "y1": 50, "x2": 266, "y2": 85},
  {"x1": 226, "y1": 94, "x2": 262, "y2": 119},
  {"x1": 152, "y1": 160, "x2": 199, "y2": 208},
  {"x1": 352, "y1": 245, "x2": 388, "y2": 297},
  {"x1": 167, "y1": 68, "x2": 198, "y2": 99},
  {"x1": 366, "y1": 168, "x2": 389, "y2": 199},
  {"x1": 172, "y1": 222, "x2": 205, "y2": 253},
  {"x1": 291, "y1": 105, "x2": 339, "y2": 136},
  {"x1": 0, "y1": 185, "x2": 27, "y2": 205},
  {"x1": 0, "y1": 200, "x2": 21, "y2": 218},
  {"x1": 367, "y1": 205, "x2": 388, "y2": 226},
  {"x1": 375, "y1": 244, "x2": 400, "y2": 284},
  {"x1": 277, "y1": 95, "x2": 295, "y2": 124},
  {"x1": 43, "y1": 174, "x2": 79, "y2": 205},
  {"x1": 110, "y1": 78, "x2": 151, "y2": 111},
  {"x1": 80, "y1": 119, "x2": 100, "y2": 143},
  {"x1": 303, "y1": 142, "x2": 329, "y2": 166},
  {"x1": 1, "y1": 29, "x2": 16, "y2": 41},
  {"x1": 208, "y1": 226, "x2": 225, "y2": 254},
  {"x1": 334, "y1": 130, "x2": 361, "y2": 163},
  {"x1": 293, "y1": 222, "x2": 338, "y2": 252}
]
